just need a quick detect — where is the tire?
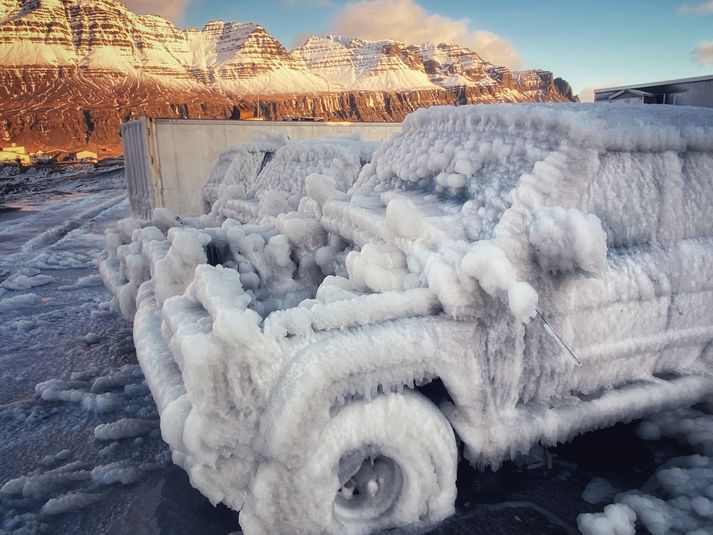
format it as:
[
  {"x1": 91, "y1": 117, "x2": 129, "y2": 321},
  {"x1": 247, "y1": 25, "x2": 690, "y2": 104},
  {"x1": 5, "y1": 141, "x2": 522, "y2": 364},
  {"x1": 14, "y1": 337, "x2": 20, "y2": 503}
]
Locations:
[{"x1": 241, "y1": 390, "x2": 457, "y2": 534}]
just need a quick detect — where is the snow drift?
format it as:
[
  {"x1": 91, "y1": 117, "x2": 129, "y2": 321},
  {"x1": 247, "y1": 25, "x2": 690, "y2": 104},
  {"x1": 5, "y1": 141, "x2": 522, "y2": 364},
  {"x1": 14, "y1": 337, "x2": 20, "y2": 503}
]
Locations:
[{"x1": 98, "y1": 103, "x2": 713, "y2": 534}]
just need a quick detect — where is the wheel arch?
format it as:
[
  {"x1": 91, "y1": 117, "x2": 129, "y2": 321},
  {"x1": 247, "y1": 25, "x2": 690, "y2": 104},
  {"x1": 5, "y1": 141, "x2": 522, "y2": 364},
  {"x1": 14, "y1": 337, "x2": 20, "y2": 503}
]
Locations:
[{"x1": 256, "y1": 315, "x2": 487, "y2": 470}]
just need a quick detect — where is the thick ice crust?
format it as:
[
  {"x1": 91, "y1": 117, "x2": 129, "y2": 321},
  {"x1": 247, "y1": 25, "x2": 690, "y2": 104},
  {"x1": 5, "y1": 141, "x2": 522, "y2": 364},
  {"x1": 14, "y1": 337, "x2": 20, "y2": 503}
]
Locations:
[
  {"x1": 206, "y1": 136, "x2": 379, "y2": 222},
  {"x1": 242, "y1": 390, "x2": 457, "y2": 535},
  {"x1": 98, "y1": 104, "x2": 713, "y2": 534}
]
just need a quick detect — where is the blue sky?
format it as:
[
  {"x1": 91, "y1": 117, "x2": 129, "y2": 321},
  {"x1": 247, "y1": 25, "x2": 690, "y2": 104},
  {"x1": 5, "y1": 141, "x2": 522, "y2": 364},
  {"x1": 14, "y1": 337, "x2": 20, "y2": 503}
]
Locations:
[{"x1": 134, "y1": 0, "x2": 713, "y2": 99}]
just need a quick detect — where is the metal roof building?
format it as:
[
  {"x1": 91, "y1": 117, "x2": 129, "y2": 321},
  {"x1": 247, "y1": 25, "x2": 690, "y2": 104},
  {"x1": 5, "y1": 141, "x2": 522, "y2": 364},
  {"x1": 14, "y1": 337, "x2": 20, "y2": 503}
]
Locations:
[{"x1": 594, "y1": 74, "x2": 713, "y2": 107}]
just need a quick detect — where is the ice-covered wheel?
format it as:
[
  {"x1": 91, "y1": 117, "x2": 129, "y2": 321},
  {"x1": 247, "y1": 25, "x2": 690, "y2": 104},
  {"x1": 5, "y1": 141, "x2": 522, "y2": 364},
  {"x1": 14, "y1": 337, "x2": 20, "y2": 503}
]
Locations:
[
  {"x1": 334, "y1": 452, "x2": 403, "y2": 524},
  {"x1": 241, "y1": 390, "x2": 457, "y2": 535}
]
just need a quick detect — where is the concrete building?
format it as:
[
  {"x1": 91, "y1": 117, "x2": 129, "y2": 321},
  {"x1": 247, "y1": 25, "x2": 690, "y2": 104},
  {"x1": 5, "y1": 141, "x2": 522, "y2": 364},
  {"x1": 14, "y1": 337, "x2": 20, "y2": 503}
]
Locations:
[{"x1": 594, "y1": 74, "x2": 713, "y2": 107}]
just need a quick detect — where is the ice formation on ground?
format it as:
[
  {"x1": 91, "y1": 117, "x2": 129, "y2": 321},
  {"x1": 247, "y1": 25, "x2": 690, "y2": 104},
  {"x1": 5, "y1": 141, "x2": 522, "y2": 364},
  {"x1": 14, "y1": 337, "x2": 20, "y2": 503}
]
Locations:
[
  {"x1": 578, "y1": 407, "x2": 713, "y2": 535},
  {"x1": 1, "y1": 362, "x2": 166, "y2": 531},
  {"x1": 0, "y1": 164, "x2": 120, "y2": 198},
  {"x1": 0, "y1": 171, "x2": 183, "y2": 534},
  {"x1": 0, "y1": 270, "x2": 55, "y2": 290},
  {"x1": 98, "y1": 103, "x2": 713, "y2": 535}
]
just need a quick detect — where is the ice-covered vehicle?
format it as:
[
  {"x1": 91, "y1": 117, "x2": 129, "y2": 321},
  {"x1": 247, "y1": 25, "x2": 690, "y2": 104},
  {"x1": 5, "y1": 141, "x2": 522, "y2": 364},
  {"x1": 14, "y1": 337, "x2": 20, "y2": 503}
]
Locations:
[{"x1": 99, "y1": 104, "x2": 713, "y2": 534}]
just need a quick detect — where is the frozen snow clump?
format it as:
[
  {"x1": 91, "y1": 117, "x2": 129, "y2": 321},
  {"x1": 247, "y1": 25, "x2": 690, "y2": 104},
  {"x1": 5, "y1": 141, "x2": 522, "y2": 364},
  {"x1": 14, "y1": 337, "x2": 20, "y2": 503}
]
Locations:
[
  {"x1": 581, "y1": 408, "x2": 713, "y2": 534},
  {"x1": 577, "y1": 503, "x2": 636, "y2": 535}
]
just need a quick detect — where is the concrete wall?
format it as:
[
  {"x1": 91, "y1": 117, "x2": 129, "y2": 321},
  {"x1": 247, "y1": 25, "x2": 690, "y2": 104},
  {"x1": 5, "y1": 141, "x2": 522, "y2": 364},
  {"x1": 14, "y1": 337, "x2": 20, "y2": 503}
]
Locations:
[{"x1": 122, "y1": 118, "x2": 401, "y2": 217}]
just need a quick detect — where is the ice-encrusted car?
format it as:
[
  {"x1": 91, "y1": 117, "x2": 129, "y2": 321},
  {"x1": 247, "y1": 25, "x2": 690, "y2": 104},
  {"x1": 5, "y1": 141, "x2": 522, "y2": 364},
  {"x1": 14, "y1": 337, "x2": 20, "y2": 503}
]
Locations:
[{"x1": 99, "y1": 104, "x2": 713, "y2": 534}]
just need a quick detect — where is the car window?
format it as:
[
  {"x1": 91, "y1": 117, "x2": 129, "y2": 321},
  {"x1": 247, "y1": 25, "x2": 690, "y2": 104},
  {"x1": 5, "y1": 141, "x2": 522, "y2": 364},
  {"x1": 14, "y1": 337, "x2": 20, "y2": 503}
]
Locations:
[{"x1": 581, "y1": 152, "x2": 668, "y2": 248}]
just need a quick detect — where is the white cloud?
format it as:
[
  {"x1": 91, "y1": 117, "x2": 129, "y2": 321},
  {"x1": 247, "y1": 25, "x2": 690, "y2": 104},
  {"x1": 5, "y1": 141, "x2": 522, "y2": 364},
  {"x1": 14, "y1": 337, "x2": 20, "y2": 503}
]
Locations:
[
  {"x1": 120, "y1": 0, "x2": 190, "y2": 23},
  {"x1": 694, "y1": 42, "x2": 713, "y2": 64},
  {"x1": 679, "y1": 1, "x2": 713, "y2": 14},
  {"x1": 330, "y1": 0, "x2": 522, "y2": 69},
  {"x1": 577, "y1": 85, "x2": 598, "y2": 103},
  {"x1": 282, "y1": 0, "x2": 336, "y2": 6},
  {"x1": 291, "y1": 32, "x2": 314, "y2": 49},
  {"x1": 576, "y1": 82, "x2": 620, "y2": 103}
]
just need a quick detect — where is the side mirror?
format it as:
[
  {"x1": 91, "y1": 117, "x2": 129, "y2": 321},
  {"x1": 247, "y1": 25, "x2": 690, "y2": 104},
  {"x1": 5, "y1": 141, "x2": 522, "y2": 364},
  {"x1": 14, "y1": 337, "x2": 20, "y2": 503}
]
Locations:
[{"x1": 528, "y1": 206, "x2": 608, "y2": 276}]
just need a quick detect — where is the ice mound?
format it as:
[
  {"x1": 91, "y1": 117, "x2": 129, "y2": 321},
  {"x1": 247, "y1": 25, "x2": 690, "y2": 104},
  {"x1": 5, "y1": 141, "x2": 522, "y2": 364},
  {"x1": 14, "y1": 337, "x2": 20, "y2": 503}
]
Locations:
[
  {"x1": 0, "y1": 270, "x2": 55, "y2": 291},
  {"x1": 0, "y1": 292, "x2": 40, "y2": 313},
  {"x1": 98, "y1": 103, "x2": 713, "y2": 534}
]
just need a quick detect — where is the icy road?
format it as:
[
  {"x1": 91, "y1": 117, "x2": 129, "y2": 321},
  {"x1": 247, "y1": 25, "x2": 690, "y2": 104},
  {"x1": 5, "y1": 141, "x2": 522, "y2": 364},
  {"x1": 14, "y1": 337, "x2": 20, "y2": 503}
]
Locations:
[{"x1": 1, "y1": 168, "x2": 712, "y2": 535}]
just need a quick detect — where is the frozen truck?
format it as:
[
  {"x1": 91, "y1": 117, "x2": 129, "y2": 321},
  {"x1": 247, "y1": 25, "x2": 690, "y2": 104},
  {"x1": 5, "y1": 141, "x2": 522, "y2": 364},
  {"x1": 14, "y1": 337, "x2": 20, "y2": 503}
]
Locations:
[{"x1": 99, "y1": 104, "x2": 713, "y2": 534}]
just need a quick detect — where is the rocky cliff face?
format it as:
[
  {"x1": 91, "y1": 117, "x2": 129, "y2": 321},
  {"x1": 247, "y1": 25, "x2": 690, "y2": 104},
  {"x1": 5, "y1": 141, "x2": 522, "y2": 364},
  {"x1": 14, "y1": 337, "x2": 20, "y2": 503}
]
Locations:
[
  {"x1": 414, "y1": 42, "x2": 492, "y2": 88},
  {"x1": 0, "y1": 0, "x2": 577, "y2": 156}
]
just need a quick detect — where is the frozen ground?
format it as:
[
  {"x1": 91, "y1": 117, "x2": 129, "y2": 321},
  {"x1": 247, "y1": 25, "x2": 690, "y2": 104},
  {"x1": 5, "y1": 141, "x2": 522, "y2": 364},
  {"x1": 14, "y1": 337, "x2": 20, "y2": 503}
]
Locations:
[
  {"x1": 0, "y1": 169, "x2": 710, "y2": 534},
  {"x1": 0, "y1": 165, "x2": 124, "y2": 200},
  {"x1": 0, "y1": 170, "x2": 239, "y2": 534}
]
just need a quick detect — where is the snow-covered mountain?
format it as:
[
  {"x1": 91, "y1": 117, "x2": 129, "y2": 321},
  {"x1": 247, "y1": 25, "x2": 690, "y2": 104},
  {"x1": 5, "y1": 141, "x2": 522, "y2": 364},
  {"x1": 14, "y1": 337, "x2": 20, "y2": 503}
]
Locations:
[
  {"x1": 0, "y1": 0, "x2": 327, "y2": 92},
  {"x1": 0, "y1": 0, "x2": 576, "y2": 154},
  {"x1": 292, "y1": 35, "x2": 436, "y2": 92}
]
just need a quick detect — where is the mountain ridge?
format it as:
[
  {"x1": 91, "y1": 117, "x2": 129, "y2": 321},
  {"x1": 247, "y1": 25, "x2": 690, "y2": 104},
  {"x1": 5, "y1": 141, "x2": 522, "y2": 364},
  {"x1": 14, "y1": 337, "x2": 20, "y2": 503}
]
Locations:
[{"x1": 0, "y1": 0, "x2": 576, "y2": 155}]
